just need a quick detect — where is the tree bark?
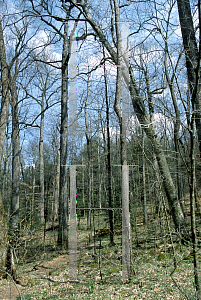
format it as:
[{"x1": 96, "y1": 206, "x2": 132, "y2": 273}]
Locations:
[
  {"x1": 164, "y1": 42, "x2": 185, "y2": 214},
  {"x1": 39, "y1": 91, "x2": 45, "y2": 225},
  {"x1": 0, "y1": 19, "x2": 9, "y2": 277},
  {"x1": 85, "y1": 77, "x2": 92, "y2": 229},
  {"x1": 0, "y1": 20, "x2": 10, "y2": 166},
  {"x1": 0, "y1": 19, "x2": 20, "y2": 280},
  {"x1": 58, "y1": 19, "x2": 69, "y2": 247},
  {"x1": 142, "y1": 130, "x2": 147, "y2": 224},
  {"x1": 0, "y1": 191, "x2": 8, "y2": 277},
  {"x1": 177, "y1": 0, "x2": 201, "y2": 156},
  {"x1": 103, "y1": 47, "x2": 114, "y2": 245},
  {"x1": 76, "y1": 2, "x2": 188, "y2": 238},
  {"x1": 113, "y1": 0, "x2": 130, "y2": 279},
  {"x1": 190, "y1": 105, "x2": 201, "y2": 299},
  {"x1": 10, "y1": 73, "x2": 20, "y2": 237},
  {"x1": 53, "y1": 146, "x2": 60, "y2": 222}
]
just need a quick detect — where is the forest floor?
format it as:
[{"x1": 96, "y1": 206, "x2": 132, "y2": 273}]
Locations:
[{"x1": 0, "y1": 211, "x2": 200, "y2": 300}]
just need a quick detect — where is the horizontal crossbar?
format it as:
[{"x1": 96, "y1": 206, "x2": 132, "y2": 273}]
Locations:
[
  {"x1": 112, "y1": 165, "x2": 138, "y2": 166},
  {"x1": 61, "y1": 165, "x2": 86, "y2": 167},
  {"x1": 76, "y1": 207, "x2": 122, "y2": 210}
]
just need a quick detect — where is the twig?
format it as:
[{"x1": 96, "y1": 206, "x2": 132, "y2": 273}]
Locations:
[
  {"x1": 170, "y1": 276, "x2": 191, "y2": 300},
  {"x1": 0, "y1": 269, "x2": 22, "y2": 299}
]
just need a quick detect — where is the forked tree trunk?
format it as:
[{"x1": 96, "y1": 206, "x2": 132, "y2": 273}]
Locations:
[
  {"x1": 164, "y1": 42, "x2": 185, "y2": 214},
  {"x1": 78, "y1": 2, "x2": 188, "y2": 238}
]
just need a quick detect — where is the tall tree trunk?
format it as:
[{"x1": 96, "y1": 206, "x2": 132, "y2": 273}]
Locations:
[
  {"x1": 58, "y1": 19, "x2": 69, "y2": 247},
  {"x1": 164, "y1": 42, "x2": 184, "y2": 214},
  {"x1": 113, "y1": 0, "x2": 130, "y2": 279},
  {"x1": 190, "y1": 105, "x2": 201, "y2": 299},
  {"x1": 10, "y1": 74, "x2": 20, "y2": 237},
  {"x1": 82, "y1": 148, "x2": 85, "y2": 214},
  {"x1": 39, "y1": 93, "x2": 45, "y2": 225},
  {"x1": 85, "y1": 78, "x2": 92, "y2": 229},
  {"x1": 153, "y1": 154, "x2": 160, "y2": 215},
  {"x1": 0, "y1": 19, "x2": 9, "y2": 277},
  {"x1": 177, "y1": 0, "x2": 201, "y2": 156},
  {"x1": 0, "y1": 192, "x2": 8, "y2": 277},
  {"x1": 2, "y1": 124, "x2": 10, "y2": 214},
  {"x1": 97, "y1": 125, "x2": 102, "y2": 209},
  {"x1": 73, "y1": 0, "x2": 188, "y2": 237},
  {"x1": 0, "y1": 20, "x2": 20, "y2": 280},
  {"x1": 103, "y1": 47, "x2": 114, "y2": 245},
  {"x1": 31, "y1": 165, "x2": 35, "y2": 229},
  {"x1": 137, "y1": 46, "x2": 188, "y2": 238},
  {"x1": 54, "y1": 146, "x2": 60, "y2": 222},
  {"x1": 142, "y1": 130, "x2": 147, "y2": 224},
  {"x1": 0, "y1": 21, "x2": 10, "y2": 165}
]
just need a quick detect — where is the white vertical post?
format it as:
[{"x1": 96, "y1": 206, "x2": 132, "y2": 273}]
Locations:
[
  {"x1": 121, "y1": 22, "x2": 130, "y2": 281},
  {"x1": 122, "y1": 164, "x2": 130, "y2": 280},
  {"x1": 68, "y1": 26, "x2": 78, "y2": 281},
  {"x1": 69, "y1": 165, "x2": 77, "y2": 281}
]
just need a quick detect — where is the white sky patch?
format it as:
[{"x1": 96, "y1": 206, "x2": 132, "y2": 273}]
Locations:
[
  {"x1": 193, "y1": 5, "x2": 199, "y2": 32},
  {"x1": 98, "y1": 125, "x2": 120, "y2": 141},
  {"x1": 29, "y1": 29, "x2": 49, "y2": 49},
  {"x1": 127, "y1": 113, "x2": 174, "y2": 139},
  {"x1": 154, "y1": 113, "x2": 174, "y2": 137},
  {"x1": 174, "y1": 24, "x2": 182, "y2": 39},
  {"x1": 24, "y1": 163, "x2": 35, "y2": 169},
  {"x1": 28, "y1": 29, "x2": 62, "y2": 68},
  {"x1": 76, "y1": 23, "x2": 129, "y2": 80},
  {"x1": 52, "y1": 51, "x2": 62, "y2": 63},
  {"x1": 78, "y1": 51, "x2": 117, "y2": 79},
  {"x1": 132, "y1": 44, "x2": 163, "y2": 66}
]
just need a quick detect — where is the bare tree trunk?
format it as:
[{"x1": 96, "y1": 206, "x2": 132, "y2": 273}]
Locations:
[
  {"x1": 39, "y1": 92, "x2": 45, "y2": 225},
  {"x1": 2, "y1": 124, "x2": 10, "y2": 214},
  {"x1": 10, "y1": 74, "x2": 20, "y2": 237},
  {"x1": 0, "y1": 191, "x2": 8, "y2": 277},
  {"x1": 164, "y1": 42, "x2": 185, "y2": 214},
  {"x1": 0, "y1": 19, "x2": 10, "y2": 277},
  {"x1": 82, "y1": 149, "x2": 85, "y2": 215},
  {"x1": 177, "y1": 0, "x2": 201, "y2": 156},
  {"x1": 58, "y1": 18, "x2": 70, "y2": 247},
  {"x1": 142, "y1": 130, "x2": 147, "y2": 224},
  {"x1": 103, "y1": 47, "x2": 114, "y2": 245},
  {"x1": 31, "y1": 166, "x2": 35, "y2": 229},
  {"x1": 138, "y1": 53, "x2": 188, "y2": 238},
  {"x1": 0, "y1": 20, "x2": 10, "y2": 165},
  {"x1": 190, "y1": 105, "x2": 201, "y2": 299},
  {"x1": 85, "y1": 77, "x2": 92, "y2": 229},
  {"x1": 77, "y1": 1, "x2": 187, "y2": 237},
  {"x1": 153, "y1": 154, "x2": 160, "y2": 215},
  {"x1": 0, "y1": 19, "x2": 20, "y2": 280},
  {"x1": 113, "y1": 0, "x2": 130, "y2": 280},
  {"x1": 54, "y1": 146, "x2": 60, "y2": 222},
  {"x1": 97, "y1": 126, "x2": 102, "y2": 209}
]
